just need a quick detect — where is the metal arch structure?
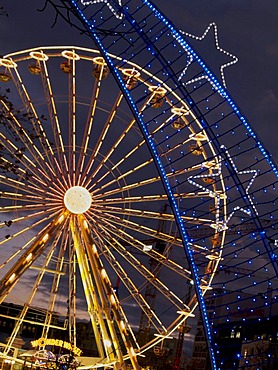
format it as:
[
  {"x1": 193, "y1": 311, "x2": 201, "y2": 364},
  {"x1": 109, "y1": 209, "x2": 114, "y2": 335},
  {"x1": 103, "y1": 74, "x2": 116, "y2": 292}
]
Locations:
[{"x1": 0, "y1": 1, "x2": 277, "y2": 370}]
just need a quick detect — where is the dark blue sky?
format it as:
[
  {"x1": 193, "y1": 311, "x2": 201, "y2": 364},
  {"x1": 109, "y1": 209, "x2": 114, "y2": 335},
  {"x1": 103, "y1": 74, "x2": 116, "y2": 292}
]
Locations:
[{"x1": 1, "y1": 0, "x2": 278, "y2": 161}]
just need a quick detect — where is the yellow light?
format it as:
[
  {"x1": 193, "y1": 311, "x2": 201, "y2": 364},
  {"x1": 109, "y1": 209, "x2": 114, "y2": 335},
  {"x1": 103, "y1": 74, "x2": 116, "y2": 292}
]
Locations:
[
  {"x1": 26, "y1": 253, "x2": 33, "y2": 262},
  {"x1": 8, "y1": 273, "x2": 16, "y2": 284},
  {"x1": 200, "y1": 284, "x2": 213, "y2": 290},
  {"x1": 29, "y1": 51, "x2": 49, "y2": 61},
  {"x1": 56, "y1": 214, "x2": 65, "y2": 225},
  {"x1": 61, "y1": 50, "x2": 80, "y2": 60},
  {"x1": 42, "y1": 233, "x2": 49, "y2": 243},
  {"x1": 0, "y1": 58, "x2": 17, "y2": 68},
  {"x1": 177, "y1": 310, "x2": 195, "y2": 318},
  {"x1": 101, "y1": 269, "x2": 108, "y2": 283},
  {"x1": 129, "y1": 347, "x2": 136, "y2": 356},
  {"x1": 154, "y1": 333, "x2": 173, "y2": 339},
  {"x1": 64, "y1": 186, "x2": 92, "y2": 214},
  {"x1": 120, "y1": 320, "x2": 125, "y2": 330},
  {"x1": 110, "y1": 295, "x2": 116, "y2": 305}
]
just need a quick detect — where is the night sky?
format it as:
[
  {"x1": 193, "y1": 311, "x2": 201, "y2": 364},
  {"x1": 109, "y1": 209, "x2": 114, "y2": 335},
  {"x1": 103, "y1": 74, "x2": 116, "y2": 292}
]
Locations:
[{"x1": 1, "y1": 0, "x2": 278, "y2": 162}]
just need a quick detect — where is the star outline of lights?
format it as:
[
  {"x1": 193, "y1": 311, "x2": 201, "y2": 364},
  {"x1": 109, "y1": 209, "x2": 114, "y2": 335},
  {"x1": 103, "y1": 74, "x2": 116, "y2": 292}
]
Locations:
[
  {"x1": 81, "y1": 0, "x2": 124, "y2": 20},
  {"x1": 220, "y1": 145, "x2": 259, "y2": 218},
  {"x1": 180, "y1": 22, "x2": 238, "y2": 88}
]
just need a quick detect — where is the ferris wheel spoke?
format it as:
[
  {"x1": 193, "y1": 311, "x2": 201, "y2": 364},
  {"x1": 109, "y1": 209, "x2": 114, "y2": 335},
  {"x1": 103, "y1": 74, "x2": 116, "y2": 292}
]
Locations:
[
  {"x1": 94, "y1": 211, "x2": 209, "y2": 252},
  {"x1": 67, "y1": 57, "x2": 77, "y2": 184},
  {"x1": 0, "y1": 203, "x2": 62, "y2": 214},
  {"x1": 8, "y1": 66, "x2": 69, "y2": 195},
  {"x1": 0, "y1": 174, "x2": 28, "y2": 191},
  {"x1": 91, "y1": 218, "x2": 187, "y2": 320},
  {"x1": 0, "y1": 208, "x2": 61, "y2": 230},
  {"x1": 81, "y1": 92, "x2": 124, "y2": 187},
  {"x1": 88, "y1": 106, "x2": 200, "y2": 193},
  {"x1": 94, "y1": 194, "x2": 170, "y2": 204},
  {"x1": 76, "y1": 76, "x2": 100, "y2": 185},
  {"x1": 0, "y1": 190, "x2": 61, "y2": 204},
  {"x1": 93, "y1": 192, "x2": 215, "y2": 206},
  {"x1": 40, "y1": 225, "x2": 70, "y2": 340},
  {"x1": 90, "y1": 212, "x2": 193, "y2": 280},
  {"x1": 91, "y1": 158, "x2": 221, "y2": 199},
  {"x1": 0, "y1": 164, "x2": 67, "y2": 200},
  {"x1": 90, "y1": 213, "x2": 190, "y2": 281},
  {"x1": 93, "y1": 221, "x2": 186, "y2": 310},
  {"x1": 6, "y1": 63, "x2": 58, "y2": 172},
  {"x1": 92, "y1": 141, "x2": 147, "y2": 191},
  {"x1": 95, "y1": 204, "x2": 213, "y2": 227},
  {"x1": 97, "y1": 160, "x2": 154, "y2": 194},
  {"x1": 79, "y1": 217, "x2": 142, "y2": 352},
  {"x1": 91, "y1": 227, "x2": 168, "y2": 334},
  {"x1": 0, "y1": 209, "x2": 64, "y2": 247},
  {"x1": 1, "y1": 177, "x2": 64, "y2": 204},
  {"x1": 40, "y1": 59, "x2": 70, "y2": 180},
  {"x1": 0, "y1": 211, "x2": 67, "y2": 303},
  {"x1": 98, "y1": 212, "x2": 210, "y2": 255},
  {"x1": 0, "y1": 133, "x2": 52, "y2": 187},
  {"x1": 3, "y1": 232, "x2": 62, "y2": 354},
  {"x1": 92, "y1": 210, "x2": 182, "y2": 247},
  {"x1": 71, "y1": 218, "x2": 133, "y2": 364},
  {"x1": 0, "y1": 100, "x2": 52, "y2": 176},
  {"x1": 91, "y1": 172, "x2": 162, "y2": 198},
  {"x1": 86, "y1": 110, "x2": 168, "y2": 193},
  {"x1": 84, "y1": 97, "x2": 153, "y2": 190},
  {"x1": 4, "y1": 181, "x2": 64, "y2": 202}
]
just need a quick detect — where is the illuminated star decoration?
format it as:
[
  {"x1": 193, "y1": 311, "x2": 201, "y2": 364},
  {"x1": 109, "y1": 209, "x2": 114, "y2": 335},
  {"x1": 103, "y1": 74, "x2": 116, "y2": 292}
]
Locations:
[
  {"x1": 187, "y1": 149, "x2": 259, "y2": 232},
  {"x1": 220, "y1": 145, "x2": 259, "y2": 223},
  {"x1": 81, "y1": 0, "x2": 124, "y2": 20},
  {"x1": 179, "y1": 22, "x2": 238, "y2": 89}
]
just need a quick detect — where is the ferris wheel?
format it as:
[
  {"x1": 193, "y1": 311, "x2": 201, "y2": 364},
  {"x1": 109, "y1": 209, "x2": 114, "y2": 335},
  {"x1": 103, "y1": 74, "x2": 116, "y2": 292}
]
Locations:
[{"x1": 0, "y1": 1, "x2": 277, "y2": 370}]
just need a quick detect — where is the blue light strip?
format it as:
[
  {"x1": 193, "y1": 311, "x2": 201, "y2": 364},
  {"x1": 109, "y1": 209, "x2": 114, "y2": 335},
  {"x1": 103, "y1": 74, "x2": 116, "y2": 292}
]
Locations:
[{"x1": 143, "y1": 0, "x2": 278, "y2": 180}]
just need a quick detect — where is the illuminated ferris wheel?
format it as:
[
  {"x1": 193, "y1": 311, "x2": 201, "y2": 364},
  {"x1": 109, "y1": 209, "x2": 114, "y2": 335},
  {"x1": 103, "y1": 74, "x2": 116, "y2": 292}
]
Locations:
[{"x1": 0, "y1": 1, "x2": 277, "y2": 370}]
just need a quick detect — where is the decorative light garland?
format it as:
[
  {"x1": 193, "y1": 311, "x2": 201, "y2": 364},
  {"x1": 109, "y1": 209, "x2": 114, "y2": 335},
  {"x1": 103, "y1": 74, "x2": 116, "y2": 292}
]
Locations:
[
  {"x1": 221, "y1": 145, "x2": 259, "y2": 219},
  {"x1": 180, "y1": 22, "x2": 238, "y2": 88},
  {"x1": 80, "y1": 0, "x2": 124, "y2": 19}
]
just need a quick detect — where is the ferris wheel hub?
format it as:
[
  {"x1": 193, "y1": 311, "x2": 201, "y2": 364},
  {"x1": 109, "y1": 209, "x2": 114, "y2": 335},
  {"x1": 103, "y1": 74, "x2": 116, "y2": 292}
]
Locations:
[{"x1": 64, "y1": 186, "x2": 92, "y2": 214}]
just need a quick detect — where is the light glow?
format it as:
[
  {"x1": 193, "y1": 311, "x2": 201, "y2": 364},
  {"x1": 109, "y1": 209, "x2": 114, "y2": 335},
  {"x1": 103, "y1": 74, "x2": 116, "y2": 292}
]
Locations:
[{"x1": 64, "y1": 186, "x2": 92, "y2": 214}]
